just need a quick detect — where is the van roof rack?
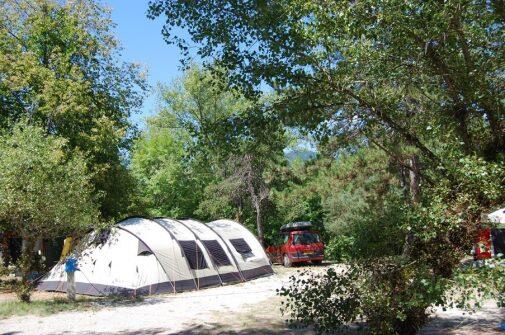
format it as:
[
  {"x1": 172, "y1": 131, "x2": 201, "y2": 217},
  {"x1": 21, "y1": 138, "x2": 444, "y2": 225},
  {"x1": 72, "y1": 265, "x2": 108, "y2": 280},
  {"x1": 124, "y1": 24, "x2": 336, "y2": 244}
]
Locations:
[{"x1": 280, "y1": 221, "x2": 313, "y2": 232}]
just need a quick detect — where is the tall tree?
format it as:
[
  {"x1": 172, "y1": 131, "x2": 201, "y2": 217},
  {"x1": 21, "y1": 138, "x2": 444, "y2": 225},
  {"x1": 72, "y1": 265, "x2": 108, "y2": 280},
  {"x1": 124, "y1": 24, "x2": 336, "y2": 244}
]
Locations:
[
  {"x1": 130, "y1": 120, "x2": 200, "y2": 218},
  {"x1": 131, "y1": 66, "x2": 287, "y2": 243},
  {"x1": 149, "y1": 1, "x2": 505, "y2": 333},
  {"x1": 0, "y1": 0, "x2": 146, "y2": 219},
  {"x1": 149, "y1": 1, "x2": 503, "y2": 161},
  {"x1": 195, "y1": 99, "x2": 288, "y2": 244},
  {"x1": 130, "y1": 66, "x2": 248, "y2": 218},
  {"x1": 0, "y1": 122, "x2": 99, "y2": 302}
]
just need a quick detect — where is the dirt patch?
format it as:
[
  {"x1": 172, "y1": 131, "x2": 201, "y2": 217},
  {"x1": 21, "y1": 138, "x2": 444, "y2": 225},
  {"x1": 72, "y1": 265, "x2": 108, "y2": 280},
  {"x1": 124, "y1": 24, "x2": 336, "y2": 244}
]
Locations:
[
  {"x1": 0, "y1": 275, "x2": 100, "y2": 303},
  {"x1": 0, "y1": 290, "x2": 97, "y2": 303},
  {"x1": 178, "y1": 295, "x2": 313, "y2": 335}
]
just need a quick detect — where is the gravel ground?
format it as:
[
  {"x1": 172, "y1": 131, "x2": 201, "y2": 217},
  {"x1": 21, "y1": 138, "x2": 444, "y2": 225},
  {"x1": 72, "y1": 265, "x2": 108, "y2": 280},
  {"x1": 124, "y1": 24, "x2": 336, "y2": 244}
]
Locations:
[
  {"x1": 0, "y1": 264, "x2": 503, "y2": 335},
  {"x1": 0, "y1": 266, "x2": 304, "y2": 335}
]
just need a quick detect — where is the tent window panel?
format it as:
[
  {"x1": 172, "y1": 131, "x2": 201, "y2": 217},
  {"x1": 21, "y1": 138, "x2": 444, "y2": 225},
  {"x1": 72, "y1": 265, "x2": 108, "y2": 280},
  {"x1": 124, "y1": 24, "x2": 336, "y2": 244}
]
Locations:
[
  {"x1": 229, "y1": 238, "x2": 254, "y2": 259},
  {"x1": 202, "y1": 240, "x2": 231, "y2": 266},
  {"x1": 179, "y1": 240, "x2": 208, "y2": 270}
]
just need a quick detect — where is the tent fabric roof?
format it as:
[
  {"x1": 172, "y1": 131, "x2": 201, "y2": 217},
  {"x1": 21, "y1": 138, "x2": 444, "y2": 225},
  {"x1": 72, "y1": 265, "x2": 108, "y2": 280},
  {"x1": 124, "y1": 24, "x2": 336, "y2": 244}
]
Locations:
[{"x1": 37, "y1": 217, "x2": 273, "y2": 296}]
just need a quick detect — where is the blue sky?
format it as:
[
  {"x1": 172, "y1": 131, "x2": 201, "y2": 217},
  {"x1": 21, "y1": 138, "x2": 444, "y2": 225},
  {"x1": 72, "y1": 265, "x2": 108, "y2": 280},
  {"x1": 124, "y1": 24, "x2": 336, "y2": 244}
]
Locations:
[
  {"x1": 105, "y1": 2, "x2": 316, "y2": 153},
  {"x1": 106, "y1": 0, "x2": 188, "y2": 128}
]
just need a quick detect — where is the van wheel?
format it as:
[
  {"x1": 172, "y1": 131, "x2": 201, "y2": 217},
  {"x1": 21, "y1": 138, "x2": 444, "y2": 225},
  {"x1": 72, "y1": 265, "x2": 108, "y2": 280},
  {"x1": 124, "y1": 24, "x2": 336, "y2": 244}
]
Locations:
[{"x1": 283, "y1": 254, "x2": 292, "y2": 267}]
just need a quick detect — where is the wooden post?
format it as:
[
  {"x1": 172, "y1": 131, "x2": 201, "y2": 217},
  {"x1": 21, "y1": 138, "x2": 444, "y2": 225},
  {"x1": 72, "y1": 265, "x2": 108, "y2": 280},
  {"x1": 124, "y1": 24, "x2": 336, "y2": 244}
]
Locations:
[
  {"x1": 65, "y1": 258, "x2": 77, "y2": 301},
  {"x1": 67, "y1": 270, "x2": 76, "y2": 301}
]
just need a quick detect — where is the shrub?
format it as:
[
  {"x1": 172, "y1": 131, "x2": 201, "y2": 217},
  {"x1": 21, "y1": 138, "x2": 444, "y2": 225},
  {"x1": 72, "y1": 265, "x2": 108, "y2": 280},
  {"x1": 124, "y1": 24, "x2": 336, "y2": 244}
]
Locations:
[
  {"x1": 278, "y1": 266, "x2": 362, "y2": 333},
  {"x1": 0, "y1": 122, "x2": 99, "y2": 302},
  {"x1": 279, "y1": 258, "x2": 448, "y2": 335},
  {"x1": 324, "y1": 235, "x2": 355, "y2": 262},
  {"x1": 279, "y1": 256, "x2": 504, "y2": 335}
]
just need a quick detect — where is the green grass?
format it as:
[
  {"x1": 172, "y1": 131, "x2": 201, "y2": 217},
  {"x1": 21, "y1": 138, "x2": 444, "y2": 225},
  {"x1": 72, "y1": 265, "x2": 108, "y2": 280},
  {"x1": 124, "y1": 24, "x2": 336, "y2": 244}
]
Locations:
[
  {"x1": 0, "y1": 294, "x2": 145, "y2": 319},
  {"x1": 0, "y1": 297, "x2": 96, "y2": 319}
]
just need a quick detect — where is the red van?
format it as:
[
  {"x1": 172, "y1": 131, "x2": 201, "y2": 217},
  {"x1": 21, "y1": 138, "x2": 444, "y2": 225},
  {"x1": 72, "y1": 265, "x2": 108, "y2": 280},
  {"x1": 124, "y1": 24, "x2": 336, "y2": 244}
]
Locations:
[
  {"x1": 473, "y1": 228, "x2": 492, "y2": 260},
  {"x1": 266, "y1": 222, "x2": 324, "y2": 267},
  {"x1": 473, "y1": 227, "x2": 505, "y2": 260}
]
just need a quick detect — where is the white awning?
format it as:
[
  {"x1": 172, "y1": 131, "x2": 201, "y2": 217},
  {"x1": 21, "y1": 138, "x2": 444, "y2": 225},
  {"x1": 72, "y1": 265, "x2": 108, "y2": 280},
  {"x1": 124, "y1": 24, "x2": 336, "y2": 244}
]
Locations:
[{"x1": 487, "y1": 208, "x2": 505, "y2": 226}]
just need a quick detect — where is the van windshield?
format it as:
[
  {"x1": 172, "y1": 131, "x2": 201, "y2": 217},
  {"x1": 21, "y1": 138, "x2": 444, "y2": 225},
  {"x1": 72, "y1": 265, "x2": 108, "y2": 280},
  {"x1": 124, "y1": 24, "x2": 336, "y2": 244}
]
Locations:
[{"x1": 292, "y1": 232, "x2": 320, "y2": 245}]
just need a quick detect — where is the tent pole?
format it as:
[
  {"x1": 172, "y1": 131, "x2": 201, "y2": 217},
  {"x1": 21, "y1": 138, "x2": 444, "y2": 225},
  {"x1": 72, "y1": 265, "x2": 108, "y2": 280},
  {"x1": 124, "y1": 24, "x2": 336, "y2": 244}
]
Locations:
[
  {"x1": 118, "y1": 226, "x2": 177, "y2": 294},
  {"x1": 150, "y1": 218, "x2": 199, "y2": 291},
  {"x1": 192, "y1": 219, "x2": 246, "y2": 282}
]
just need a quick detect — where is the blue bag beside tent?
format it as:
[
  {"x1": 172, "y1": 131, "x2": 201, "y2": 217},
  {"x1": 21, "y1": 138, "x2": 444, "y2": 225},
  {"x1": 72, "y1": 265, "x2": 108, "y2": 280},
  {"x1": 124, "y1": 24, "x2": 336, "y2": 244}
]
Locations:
[{"x1": 65, "y1": 258, "x2": 78, "y2": 273}]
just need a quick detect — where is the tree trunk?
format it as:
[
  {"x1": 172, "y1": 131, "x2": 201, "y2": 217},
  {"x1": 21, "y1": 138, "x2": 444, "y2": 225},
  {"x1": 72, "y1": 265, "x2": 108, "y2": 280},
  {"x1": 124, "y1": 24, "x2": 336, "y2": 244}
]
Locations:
[
  {"x1": 483, "y1": 107, "x2": 504, "y2": 158},
  {"x1": 453, "y1": 107, "x2": 472, "y2": 154},
  {"x1": 255, "y1": 204, "x2": 265, "y2": 247},
  {"x1": 243, "y1": 155, "x2": 267, "y2": 247},
  {"x1": 409, "y1": 155, "x2": 421, "y2": 204},
  {"x1": 397, "y1": 154, "x2": 430, "y2": 334},
  {"x1": 234, "y1": 199, "x2": 243, "y2": 223},
  {"x1": 0, "y1": 233, "x2": 10, "y2": 267},
  {"x1": 398, "y1": 165, "x2": 410, "y2": 201},
  {"x1": 402, "y1": 154, "x2": 421, "y2": 257},
  {"x1": 18, "y1": 236, "x2": 35, "y2": 302}
]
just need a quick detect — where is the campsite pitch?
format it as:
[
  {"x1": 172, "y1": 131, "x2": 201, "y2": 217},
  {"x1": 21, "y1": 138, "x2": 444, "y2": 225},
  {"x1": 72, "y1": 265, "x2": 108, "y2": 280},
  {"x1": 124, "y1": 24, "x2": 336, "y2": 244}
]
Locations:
[
  {"x1": 0, "y1": 264, "x2": 503, "y2": 335},
  {"x1": 0, "y1": 265, "x2": 308, "y2": 335}
]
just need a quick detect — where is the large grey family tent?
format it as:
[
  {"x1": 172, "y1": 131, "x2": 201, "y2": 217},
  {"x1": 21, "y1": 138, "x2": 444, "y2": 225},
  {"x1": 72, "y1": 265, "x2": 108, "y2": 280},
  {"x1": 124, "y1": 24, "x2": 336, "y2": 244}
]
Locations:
[{"x1": 37, "y1": 218, "x2": 273, "y2": 296}]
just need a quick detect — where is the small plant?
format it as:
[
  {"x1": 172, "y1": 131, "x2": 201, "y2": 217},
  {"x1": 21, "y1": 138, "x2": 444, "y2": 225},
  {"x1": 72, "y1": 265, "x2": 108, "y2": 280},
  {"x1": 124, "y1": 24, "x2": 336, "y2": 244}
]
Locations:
[
  {"x1": 0, "y1": 261, "x2": 8, "y2": 277},
  {"x1": 15, "y1": 282, "x2": 32, "y2": 303},
  {"x1": 279, "y1": 258, "x2": 451, "y2": 335}
]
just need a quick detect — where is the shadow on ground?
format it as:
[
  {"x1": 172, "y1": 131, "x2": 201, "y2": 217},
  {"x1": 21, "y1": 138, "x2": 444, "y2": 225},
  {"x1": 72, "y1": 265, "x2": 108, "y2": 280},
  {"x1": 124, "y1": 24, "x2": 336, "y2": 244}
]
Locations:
[
  {"x1": 42, "y1": 322, "x2": 367, "y2": 335},
  {"x1": 168, "y1": 324, "x2": 314, "y2": 335},
  {"x1": 43, "y1": 326, "x2": 311, "y2": 335},
  {"x1": 419, "y1": 308, "x2": 505, "y2": 335}
]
